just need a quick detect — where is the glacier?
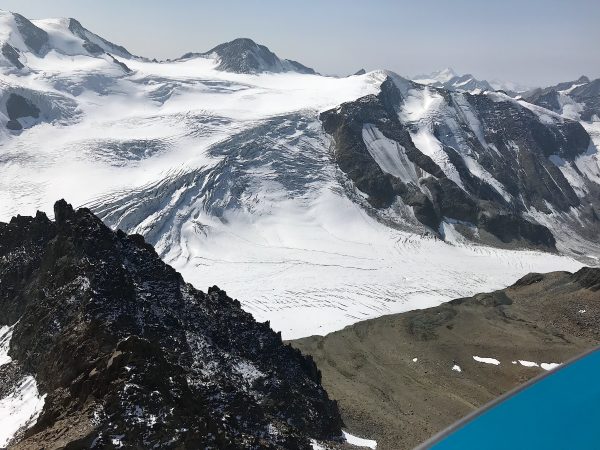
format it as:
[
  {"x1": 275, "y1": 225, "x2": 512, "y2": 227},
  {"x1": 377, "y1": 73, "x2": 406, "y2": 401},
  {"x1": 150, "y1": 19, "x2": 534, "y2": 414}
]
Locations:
[{"x1": 0, "y1": 11, "x2": 597, "y2": 340}]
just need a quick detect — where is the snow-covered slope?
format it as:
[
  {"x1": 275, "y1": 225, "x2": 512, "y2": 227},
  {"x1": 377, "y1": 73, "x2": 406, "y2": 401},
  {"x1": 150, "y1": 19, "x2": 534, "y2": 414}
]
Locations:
[{"x1": 0, "y1": 11, "x2": 598, "y2": 341}]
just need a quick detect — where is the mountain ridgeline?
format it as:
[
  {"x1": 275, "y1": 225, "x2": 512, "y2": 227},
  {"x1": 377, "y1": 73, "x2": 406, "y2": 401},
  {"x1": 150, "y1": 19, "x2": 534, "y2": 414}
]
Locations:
[
  {"x1": 524, "y1": 76, "x2": 600, "y2": 122},
  {"x1": 0, "y1": 201, "x2": 343, "y2": 449}
]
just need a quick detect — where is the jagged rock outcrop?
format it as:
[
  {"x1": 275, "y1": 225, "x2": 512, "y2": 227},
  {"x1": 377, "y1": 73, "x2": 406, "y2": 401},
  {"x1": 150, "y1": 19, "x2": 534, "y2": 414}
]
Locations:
[{"x1": 0, "y1": 200, "x2": 343, "y2": 449}]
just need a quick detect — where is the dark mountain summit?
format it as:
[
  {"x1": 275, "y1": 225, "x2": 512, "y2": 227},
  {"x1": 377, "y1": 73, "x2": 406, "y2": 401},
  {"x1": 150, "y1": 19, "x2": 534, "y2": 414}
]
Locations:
[
  {"x1": 180, "y1": 38, "x2": 316, "y2": 74},
  {"x1": 0, "y1": 201, "x2": 343, "y2": 449}
]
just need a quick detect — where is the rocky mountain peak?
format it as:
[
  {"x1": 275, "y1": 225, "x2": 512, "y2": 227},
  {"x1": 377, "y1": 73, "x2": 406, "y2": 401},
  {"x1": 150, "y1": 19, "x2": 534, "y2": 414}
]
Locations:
[
  {"x1": 576, "y1": 75, "x2": 591, "y2": 84},
  {"x1": 181, "y1": 37, "x2": 316, "y2": 74},
  {"x1": 0, "y1": 200, "x2": 343, "y2": 448}
]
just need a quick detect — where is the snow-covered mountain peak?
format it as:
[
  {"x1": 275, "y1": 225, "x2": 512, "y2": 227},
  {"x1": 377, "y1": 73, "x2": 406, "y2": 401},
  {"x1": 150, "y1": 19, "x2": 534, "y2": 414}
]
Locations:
[
  {"x1": 421, "y1": 67, "x2": 458, "y2": 83},
  {"x1": 0, "y1": 10, "x2": 138, "y2": 72},
  {"x1": 180, "y1": 37, "x2": 316, "y2": 74},
  {"x1": 412, "y1": 67, "x2": 458, "y2": 84},
  {"x1": 412, "y1": 68, "x2": 495, "y2": 93}
]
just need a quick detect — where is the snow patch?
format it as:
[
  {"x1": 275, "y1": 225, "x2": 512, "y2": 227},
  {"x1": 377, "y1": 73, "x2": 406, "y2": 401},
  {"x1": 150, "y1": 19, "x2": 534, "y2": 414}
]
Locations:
[
  {"x1": 541, "y1": 362, "x2": 561, "y2": 371},
  {"x1": 463, "y1": 155, "x2": 512, "y2": 202},
  {"x1": 518, "y1": 360, "x2": 539, "y2": 368},
  {"x1": 233, "y1": 360, "x2": 265, "y2": 383},
  {"x1": 438, "y1": 218, "x2": 478, "y2": 245},
  {"x1": 0, "y1": 376, "x2": 46, "y2": 447},
  {"x1": 343, "y1": 430, "x2": 377, "y2": 449},
  {"x1": 452, "y1": 364, "x2": 462, "y2": 372},
  {"x1": 473, "y1": 356, "x2": 500, "y2": 365},
  {"x1": 410, "y1": 127, "x2": 464, "y2": 189},
  {"x1": 311, "y1": 440, "x2": 326, "y2": 450},
  {"x1": 362, "y1": 124, "x2": 419, "y2": 185},
  {"x1": 0, "y1": 325, "x2": 14, "y2": 366}
]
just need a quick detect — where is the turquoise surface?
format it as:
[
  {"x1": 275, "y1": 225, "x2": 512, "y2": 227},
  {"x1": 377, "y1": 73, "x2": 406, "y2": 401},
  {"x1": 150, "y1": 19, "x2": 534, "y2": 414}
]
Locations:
[{"x1": 428, "y1": 349, "x2": 600, "y2": 449}]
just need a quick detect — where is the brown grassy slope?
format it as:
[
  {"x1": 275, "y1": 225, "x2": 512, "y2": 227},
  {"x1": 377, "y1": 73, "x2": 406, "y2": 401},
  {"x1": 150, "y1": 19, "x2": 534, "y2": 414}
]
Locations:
[{"x1": 291, "y1": 269, "x2": 600, "y2": 450}]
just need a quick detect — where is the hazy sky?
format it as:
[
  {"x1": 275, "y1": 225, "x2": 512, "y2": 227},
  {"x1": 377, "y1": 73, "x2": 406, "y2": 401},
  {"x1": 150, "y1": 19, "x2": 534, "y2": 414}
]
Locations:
[{"x1": 3, "y1": 0, "x2": 599, "y2": 86}]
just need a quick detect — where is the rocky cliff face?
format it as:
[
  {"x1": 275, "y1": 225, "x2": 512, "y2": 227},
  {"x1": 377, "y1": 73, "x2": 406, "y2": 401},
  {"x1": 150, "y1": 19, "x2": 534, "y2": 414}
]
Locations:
[
  {"x1": 321, "y1": 74, "x2": 598, "y2": 250},
  {"x1": 0, "y1": 200, "x2": 343, "y2": 449}
]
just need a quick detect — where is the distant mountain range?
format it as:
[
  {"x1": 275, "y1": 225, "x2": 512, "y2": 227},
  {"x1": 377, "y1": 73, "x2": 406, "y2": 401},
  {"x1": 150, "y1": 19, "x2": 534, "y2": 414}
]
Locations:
[{"x1": 412, "y1": 67, "x2": 533, "y2": 94}]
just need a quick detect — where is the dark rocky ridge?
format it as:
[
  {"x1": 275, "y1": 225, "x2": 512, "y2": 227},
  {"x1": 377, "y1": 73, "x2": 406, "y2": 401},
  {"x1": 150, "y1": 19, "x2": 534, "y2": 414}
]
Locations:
[
  {"x1": 320, "y1": 75, "x2": 596, "y2": 250},
  {"x1": 293, "y1": 267, "x2": 600, "y2": 449},
  {"x1": 67, "y1": 18, "x2": 135, "y2": 59},
  {"x1": 181, "y1": 38, "x2": 316, "y2": 75},
  {"x1": 0, "y1": 201, "x2": 344, "y2": 449}
]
